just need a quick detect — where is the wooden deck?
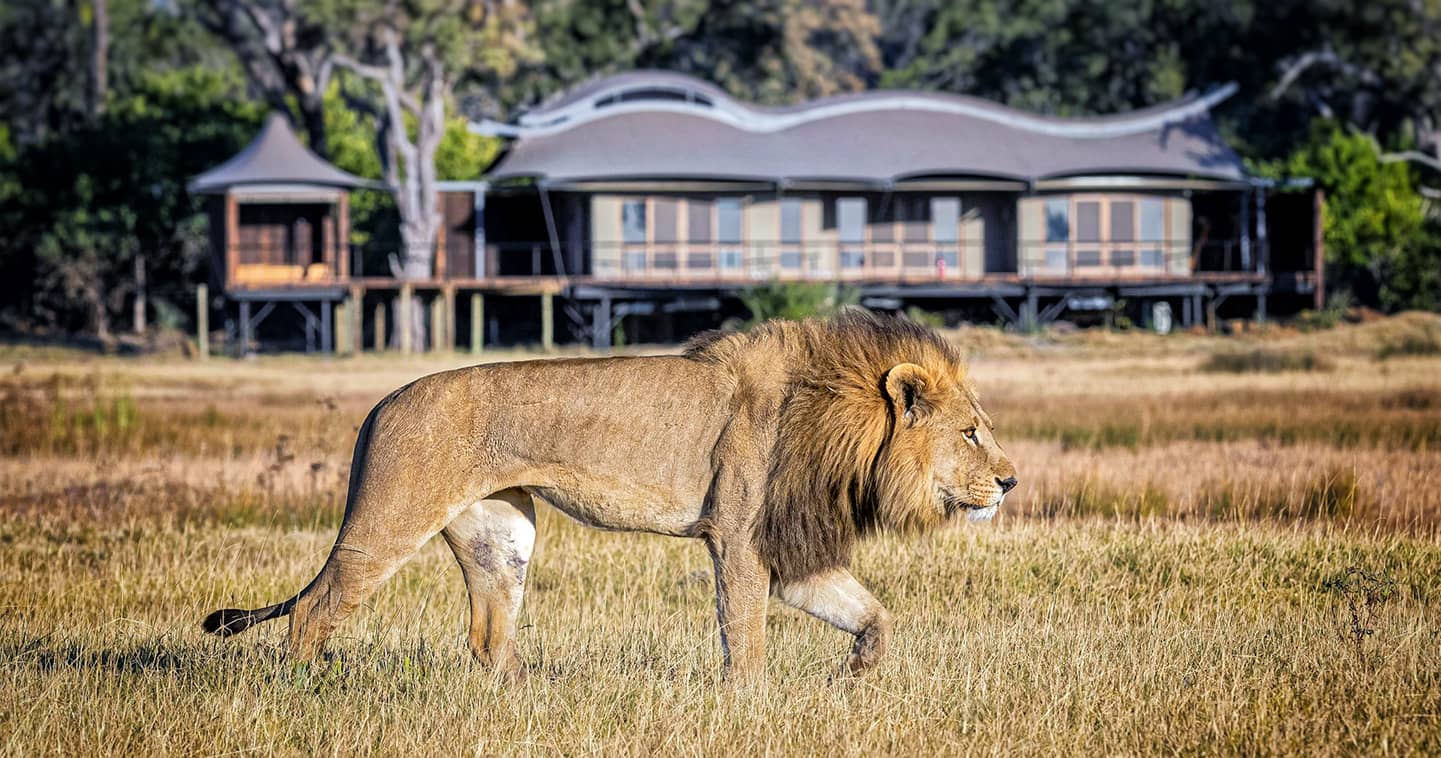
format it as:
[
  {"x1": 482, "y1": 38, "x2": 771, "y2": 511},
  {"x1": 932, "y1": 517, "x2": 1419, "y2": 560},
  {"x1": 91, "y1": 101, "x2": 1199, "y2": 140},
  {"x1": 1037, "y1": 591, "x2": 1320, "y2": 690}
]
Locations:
[{"x1": 224, "y1": 270, "x2": 1271, "y2": 298}]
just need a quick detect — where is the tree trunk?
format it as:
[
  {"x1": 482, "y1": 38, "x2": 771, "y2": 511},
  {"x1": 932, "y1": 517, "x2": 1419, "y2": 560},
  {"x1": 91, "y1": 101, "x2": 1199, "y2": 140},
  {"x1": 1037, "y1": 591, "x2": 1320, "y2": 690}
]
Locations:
[
  {"x1": 388, "y1": 239, "x2": 436, "y2": 350},
  {"x1": 298, "y1": 94, "x2": 329, "y2": 158},
  {"x1": 338, "y1": 30, "x2": 446, "y2": 353},
  {"x1": 89, "y1": 0, "x2": 108, "y2": 120},
  {"x1": 85, "y1": 280, "x2": 110, "y2": 344}
]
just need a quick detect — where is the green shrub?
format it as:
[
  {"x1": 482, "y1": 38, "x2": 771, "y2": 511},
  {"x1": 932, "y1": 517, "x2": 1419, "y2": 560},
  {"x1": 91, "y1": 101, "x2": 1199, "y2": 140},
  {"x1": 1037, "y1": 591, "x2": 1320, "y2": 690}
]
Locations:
[
  {"x1": 904, "y1": 306, "x2": 945, "y2": 328},
  {"x1": 738, "y1": 281, "x2": 858, "y2": 325}
]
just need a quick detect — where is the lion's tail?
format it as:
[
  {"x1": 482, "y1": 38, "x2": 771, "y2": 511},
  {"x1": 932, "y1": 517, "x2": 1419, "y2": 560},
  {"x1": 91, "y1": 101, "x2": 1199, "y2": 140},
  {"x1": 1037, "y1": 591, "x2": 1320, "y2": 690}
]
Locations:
[
  {"x1": 201, "y1": 388, "x2": 398, "y2": 641},
  {"x1": 201, "y1": 596, "x2": 297, "y2": 637}
]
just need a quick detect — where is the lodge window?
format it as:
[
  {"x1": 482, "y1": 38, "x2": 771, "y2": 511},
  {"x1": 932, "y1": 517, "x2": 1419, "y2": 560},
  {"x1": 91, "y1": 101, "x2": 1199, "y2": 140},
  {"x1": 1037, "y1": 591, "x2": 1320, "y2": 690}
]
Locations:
[
  {"x1": 1037, "y1": 194, "x2": 1175, "y2": 273},
  {"x1": 837, "y1": 197, "x2": 866, "y2": 268},
  {"x1": 716, "y1": 198, "x2": 743, "y2": 269},
  {"x1": 685, "y1": 198, "x2": 714, "y2": 269},
  {"x1": 622, "y1": 200, "x2": 647, "y2": 244},
  {"x1": 651, "y1": 199, "x2": 679, "y2": 270},
  {"x1": 621, "y1": 199, "x2": 647, "y2": 271},
  {"x1": 931, "y1": 198, "x2": 960, "y2": 271},
  {"x1": 780, "y1": 198, "x2": 804, "y2": 270},
  {"x1": 1140, "y1": 198, "x2": 1165, "y2": 269},
  {"x1": 653, "y1": 199, "x2": 679, "y2": 243}
]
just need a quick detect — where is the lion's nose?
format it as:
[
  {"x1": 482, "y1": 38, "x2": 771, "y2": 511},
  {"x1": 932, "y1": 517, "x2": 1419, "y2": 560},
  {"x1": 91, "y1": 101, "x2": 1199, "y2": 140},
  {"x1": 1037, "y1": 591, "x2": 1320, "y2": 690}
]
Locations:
[{"x1": 997, "y1": 476, "x2": 1018, "y2": 494}]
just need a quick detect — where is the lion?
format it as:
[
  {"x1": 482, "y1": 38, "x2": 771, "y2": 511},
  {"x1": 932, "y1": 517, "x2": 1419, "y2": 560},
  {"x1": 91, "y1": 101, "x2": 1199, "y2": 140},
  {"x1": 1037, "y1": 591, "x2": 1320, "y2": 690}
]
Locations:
[{"x1": 203, "y1": 310, "x2": 1018, "y2": 679}]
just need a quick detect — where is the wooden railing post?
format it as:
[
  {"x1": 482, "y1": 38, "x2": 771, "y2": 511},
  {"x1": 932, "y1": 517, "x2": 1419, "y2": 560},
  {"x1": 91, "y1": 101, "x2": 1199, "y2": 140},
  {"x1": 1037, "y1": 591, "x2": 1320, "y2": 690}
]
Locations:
[{"x1": 540, "y1": 291, "x2": 554, "y2": 352}]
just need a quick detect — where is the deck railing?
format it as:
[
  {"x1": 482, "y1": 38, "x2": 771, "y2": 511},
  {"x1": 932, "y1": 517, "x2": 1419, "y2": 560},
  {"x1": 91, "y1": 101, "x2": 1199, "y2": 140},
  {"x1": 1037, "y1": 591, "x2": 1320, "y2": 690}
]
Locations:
[
  {"x1": 482, "y1": 238, "x2": 1260, "y2": 282},
  {"x1": 225, "y1": 238, "x2": 1267, "y2": 288}
]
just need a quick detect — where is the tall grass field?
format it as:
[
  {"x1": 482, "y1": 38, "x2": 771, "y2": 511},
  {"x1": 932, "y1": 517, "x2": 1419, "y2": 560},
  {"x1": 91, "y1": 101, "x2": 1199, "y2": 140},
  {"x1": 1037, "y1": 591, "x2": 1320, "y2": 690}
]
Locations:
[{"x1": 3, "y1": 315, "x2": 1440, "y2": 755}]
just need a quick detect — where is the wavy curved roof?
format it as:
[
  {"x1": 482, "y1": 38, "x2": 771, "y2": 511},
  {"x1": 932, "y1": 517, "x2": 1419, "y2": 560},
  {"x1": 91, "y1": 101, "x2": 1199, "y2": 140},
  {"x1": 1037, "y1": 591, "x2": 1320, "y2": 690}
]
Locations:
[{"x1": 479, "y1": 71, "x2": 1247, "y2": 186}]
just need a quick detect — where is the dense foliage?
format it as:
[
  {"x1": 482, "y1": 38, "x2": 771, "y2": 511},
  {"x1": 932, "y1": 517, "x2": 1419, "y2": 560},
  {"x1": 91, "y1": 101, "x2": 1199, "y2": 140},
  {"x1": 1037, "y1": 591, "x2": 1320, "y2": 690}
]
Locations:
[{"x1": 1, "y1": 0, "x2": 1438, "y2": 335}]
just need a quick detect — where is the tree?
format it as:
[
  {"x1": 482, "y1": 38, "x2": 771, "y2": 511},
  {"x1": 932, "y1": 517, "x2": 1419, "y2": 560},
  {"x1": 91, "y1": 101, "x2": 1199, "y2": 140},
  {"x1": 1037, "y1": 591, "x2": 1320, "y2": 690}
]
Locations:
[
  {"x1": 1279, "y1": 122, "x2": 1432, "y2": 310},
  {"x1": 0, "y1": 66, "x2": 263, "y2": 337},
  {"x1": 333, "y1": 0, "x2": 532, "y2": 349},
  {"x1": 192, "y1": 0, "x2": 337, "y2": 157},
  {"x1": 662, "y1": 0, "x2": 880, "y2": 104}
]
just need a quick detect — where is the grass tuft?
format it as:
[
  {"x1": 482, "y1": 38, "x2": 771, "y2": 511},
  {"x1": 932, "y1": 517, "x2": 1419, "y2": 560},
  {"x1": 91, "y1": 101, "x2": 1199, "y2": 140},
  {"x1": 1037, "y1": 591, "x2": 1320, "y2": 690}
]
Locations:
[{"x1": 1200, "y1": 346, "x2": 1336, "y2": 373}]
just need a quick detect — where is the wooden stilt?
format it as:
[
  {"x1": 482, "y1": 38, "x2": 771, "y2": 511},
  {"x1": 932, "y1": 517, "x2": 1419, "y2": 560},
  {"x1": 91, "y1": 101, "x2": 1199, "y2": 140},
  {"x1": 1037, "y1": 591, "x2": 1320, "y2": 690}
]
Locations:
[
  {"x1": 334, "y1": 300, "x2": 348, "y2": 355},
  {"x1": 195, "y1": 283, "x2": 209, "y2": 360},
  {"x1": 470, "y1": 293, "x2": 484, "y2": 355},
  {"x1": 541, "y1": 292, "x2": 554, "y2": 352},
  {"x1": 373, "y1": 300, "x2": 386, "y2": 353},
  {"x1": 350, "y1": 287, "x2": 364, "y2": 354},
  {"x1": 443, "y1": 286, "x2": 457, "y2": 353},
  {"x1": 399, "y1": 283, "x2": 414, "y2": 354},
  {"x1": 429, "y1": 294, "x2": 445, "y2": 352},
  {"x1": 320, "y1": 298, "x2": 333, "y2": 354},
  {"x1": 239, "y1": 300, "x2": 252, "y2": 357}
]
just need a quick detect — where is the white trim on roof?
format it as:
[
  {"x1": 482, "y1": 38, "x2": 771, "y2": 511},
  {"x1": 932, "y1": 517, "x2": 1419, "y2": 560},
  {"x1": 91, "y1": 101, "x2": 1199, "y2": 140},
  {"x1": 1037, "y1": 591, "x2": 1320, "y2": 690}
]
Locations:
[{"x1": 474, "y1": 82, "x2": 1238, "y2": 140}]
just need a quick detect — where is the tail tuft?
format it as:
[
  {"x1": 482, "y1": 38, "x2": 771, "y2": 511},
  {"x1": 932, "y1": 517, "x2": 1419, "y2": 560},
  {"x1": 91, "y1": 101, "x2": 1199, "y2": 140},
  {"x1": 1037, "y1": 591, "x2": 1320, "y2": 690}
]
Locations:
[{"x1": 202, "y1": 608, "x2": 257, "y2": 637}]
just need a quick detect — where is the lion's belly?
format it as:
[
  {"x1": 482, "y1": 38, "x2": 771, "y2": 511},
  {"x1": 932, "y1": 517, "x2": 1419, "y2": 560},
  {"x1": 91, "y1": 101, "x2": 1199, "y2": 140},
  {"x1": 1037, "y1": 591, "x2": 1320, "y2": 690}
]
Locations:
[{"x1": 526, "y1": 477, "x2": 705, "y2": 536}]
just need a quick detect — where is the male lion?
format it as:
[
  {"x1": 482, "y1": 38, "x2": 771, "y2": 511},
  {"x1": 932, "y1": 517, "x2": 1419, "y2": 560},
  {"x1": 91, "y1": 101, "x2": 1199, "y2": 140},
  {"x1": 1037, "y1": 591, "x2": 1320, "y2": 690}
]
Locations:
[{"x1": 203, "y1": 310, "x2": 1017, "y2": 679}]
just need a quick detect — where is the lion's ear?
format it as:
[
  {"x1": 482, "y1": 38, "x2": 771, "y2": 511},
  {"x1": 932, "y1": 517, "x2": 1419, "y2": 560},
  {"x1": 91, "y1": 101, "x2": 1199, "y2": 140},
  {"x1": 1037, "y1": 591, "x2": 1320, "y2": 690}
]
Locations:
[{"x1": 883, "y1": 362, "x2": 936, "y2": 427}]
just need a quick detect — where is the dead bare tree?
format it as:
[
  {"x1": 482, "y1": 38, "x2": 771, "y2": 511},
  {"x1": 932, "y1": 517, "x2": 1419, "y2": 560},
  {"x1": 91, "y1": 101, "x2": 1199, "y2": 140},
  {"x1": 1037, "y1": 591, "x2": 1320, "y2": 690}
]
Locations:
[{"x1": 334, "y1": 27, "x2": 448, "y2": 349}]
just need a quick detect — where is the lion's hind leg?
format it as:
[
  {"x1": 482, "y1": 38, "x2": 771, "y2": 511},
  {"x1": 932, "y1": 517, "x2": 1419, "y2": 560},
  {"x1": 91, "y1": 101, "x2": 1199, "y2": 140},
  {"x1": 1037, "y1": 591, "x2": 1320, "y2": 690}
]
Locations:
[
  {"x1": 775, "y1": 568, "x2": 892, "y2": 676},
  {"x1": 286, "y1": 522, "x2": 440, "y2": 660},
  {"x1": 441, "y1": 488, "x2": 537, "y2": 679}
]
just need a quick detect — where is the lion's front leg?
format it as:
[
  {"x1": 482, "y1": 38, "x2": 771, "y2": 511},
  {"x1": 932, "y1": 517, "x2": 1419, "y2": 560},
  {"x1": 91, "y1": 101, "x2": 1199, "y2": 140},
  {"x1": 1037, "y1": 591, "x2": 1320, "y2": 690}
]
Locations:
[
  {"x1": 775, "y1": 568, "x2": 892, "y2": 676},
  {"x1": 705, "y1": 537, "x2": 770, "y2": 682}
]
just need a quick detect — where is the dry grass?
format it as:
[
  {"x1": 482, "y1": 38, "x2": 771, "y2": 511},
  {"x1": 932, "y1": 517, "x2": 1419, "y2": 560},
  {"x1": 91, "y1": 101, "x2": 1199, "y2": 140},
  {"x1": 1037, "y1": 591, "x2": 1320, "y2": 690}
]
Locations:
[{"x1": 1, "y1": 319, "x2": 1440, "y2": 755}]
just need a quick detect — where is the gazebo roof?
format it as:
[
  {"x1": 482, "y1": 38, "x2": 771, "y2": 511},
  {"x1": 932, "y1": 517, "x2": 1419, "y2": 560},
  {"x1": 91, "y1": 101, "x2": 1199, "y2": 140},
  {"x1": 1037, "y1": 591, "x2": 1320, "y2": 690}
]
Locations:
[{"x1": 190, "y1": 113, "x2": 376, "y2": 194}]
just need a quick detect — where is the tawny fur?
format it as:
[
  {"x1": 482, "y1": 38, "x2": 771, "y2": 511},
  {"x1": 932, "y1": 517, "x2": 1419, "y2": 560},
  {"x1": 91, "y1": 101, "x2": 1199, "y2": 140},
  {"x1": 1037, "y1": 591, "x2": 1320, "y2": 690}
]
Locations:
[{"x1": 203, "y1": 309, "x2": 1017, "y2": 679}]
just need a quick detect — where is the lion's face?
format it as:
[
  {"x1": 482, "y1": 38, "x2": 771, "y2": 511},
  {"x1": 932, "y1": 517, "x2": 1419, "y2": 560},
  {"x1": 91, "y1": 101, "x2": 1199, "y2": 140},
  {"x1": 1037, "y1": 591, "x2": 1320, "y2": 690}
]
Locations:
[
  {"x1": 926, "y1": 394, "x2": 1016, "y2": 522},
  {"x1": 883, "y1": 362, "x2": 1018, "y2": 524}
]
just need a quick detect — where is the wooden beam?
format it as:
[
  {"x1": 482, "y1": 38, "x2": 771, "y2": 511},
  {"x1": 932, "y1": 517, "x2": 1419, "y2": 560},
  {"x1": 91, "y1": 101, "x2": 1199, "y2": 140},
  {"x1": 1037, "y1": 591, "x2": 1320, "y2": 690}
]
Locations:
[
  {"x1": 337, "y1": 193, "x2": 351, "y2": 280},
  {"x1": 224, "y1": 194, "x2": 239, "y2": 292}
]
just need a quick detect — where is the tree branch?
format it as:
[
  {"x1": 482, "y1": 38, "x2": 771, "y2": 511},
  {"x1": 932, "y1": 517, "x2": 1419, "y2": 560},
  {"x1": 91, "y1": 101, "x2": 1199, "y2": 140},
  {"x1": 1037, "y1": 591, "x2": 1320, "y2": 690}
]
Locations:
[
  {"x1": 1270, "y1": 48, "x2": 1382, "y2": 101},
  {"x1": 1380, "y1": 150, "x2": 1441, "y2": 173}
]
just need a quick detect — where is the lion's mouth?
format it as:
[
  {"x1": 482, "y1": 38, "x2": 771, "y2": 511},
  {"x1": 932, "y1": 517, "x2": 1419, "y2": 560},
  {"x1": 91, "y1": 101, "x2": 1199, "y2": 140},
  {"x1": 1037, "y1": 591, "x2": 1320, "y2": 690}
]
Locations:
[{"x1": 938, "y1": 486, "x2": 991, "y2": 516}]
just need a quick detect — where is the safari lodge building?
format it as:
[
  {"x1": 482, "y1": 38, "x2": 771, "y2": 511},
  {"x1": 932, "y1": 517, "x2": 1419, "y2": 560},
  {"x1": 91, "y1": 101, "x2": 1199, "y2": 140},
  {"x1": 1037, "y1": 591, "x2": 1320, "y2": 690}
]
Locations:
[{"x1": 197, "y1": 72, "x2": 1323, "y2": 351}]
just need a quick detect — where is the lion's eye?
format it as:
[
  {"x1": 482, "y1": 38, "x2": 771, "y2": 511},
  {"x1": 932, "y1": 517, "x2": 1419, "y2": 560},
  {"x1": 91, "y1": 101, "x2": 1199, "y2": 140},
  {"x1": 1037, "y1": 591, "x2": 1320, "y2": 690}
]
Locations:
[{"x1": 964, "y1": 428, "x2": 979, "y2": 445}]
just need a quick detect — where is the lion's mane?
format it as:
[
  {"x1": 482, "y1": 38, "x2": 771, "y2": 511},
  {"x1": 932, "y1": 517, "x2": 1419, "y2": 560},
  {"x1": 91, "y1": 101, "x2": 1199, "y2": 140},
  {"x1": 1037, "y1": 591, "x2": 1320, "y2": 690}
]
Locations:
[{"x1": 686, "y1": 309, "x2": 972, "y2": 581}]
